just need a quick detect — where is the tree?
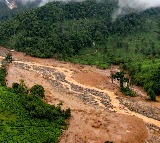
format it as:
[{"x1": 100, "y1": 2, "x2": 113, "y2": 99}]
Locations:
[
  {"x1": 12, "y1": 82, "x2": 19, "y2": 90},
  {"x1": 111, "y1": 71, "x2": 126, "y2": 89},
  {"x1": 5, "y1": 53, "x2": 13, "y2": 63},
  {"x1": 30, "y1": 84, "x2": 45, "y2": 98},
  {"x1": 12, "y1": 80, "x2": 28, "y2": 94},
  {"x1": 111, "y1": 71, "x2": 135, "y2": 96}
]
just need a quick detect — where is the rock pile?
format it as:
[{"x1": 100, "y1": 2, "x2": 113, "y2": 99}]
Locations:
[{"x1": 117, "y1": 97, "x2": 160, "y2": 121}]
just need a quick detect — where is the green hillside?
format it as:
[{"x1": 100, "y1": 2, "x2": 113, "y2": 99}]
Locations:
[
  {"x1": 0, "y1": 0, "x2": 160, "y2": 97},
  {"x1": 0, "y1": 67, "x2": 70, "y2": 142}
]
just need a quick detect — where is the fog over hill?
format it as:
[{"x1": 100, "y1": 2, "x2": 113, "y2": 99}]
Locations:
[
  {"x1": 3, "y1": 0, "x2": 160, "y2": 21},
  {"x1": 16, "y1": 0, "x2": 160, "y2": 9},
  {"x1": 113, "y1": 0, "x2": 160, "y2": 20}
]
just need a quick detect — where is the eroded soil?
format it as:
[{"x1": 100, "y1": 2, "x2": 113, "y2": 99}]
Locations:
[{"x1": 1, "y1": 47, "x2": 160, "y2": 143}]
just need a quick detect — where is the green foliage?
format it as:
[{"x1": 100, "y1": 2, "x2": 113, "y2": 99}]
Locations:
[
  {"x1": 111, "y1": 71, "x2": 136, "y2": 97},
  {"x1": 1, "y1": 1, "x2": 160, "y2": 65},
  {"x1": 111, "y1": 71, "x2": 126, "y2": 89},
  {"x1": 0, "y1": 67, "x2": 6, "y2": 86},
  {"x1": 97, "y1": 63, "x2": 109, "y2": 70},
  {"x1": 5, "y1": 53, "x2": 13, "y2": 63},
  {"x1": 21, "y1": 95, "x2": 70, "y2": 121},
  {"x1": 0, "y1": 0, "x2": 110, "y2": 64},
  {"x1": 12, "y1": 80, "x2": 28, "y2": 94},
  {"x1": 12, "y1": 82, "x2": 19, "y2": 90},
  {"x1": 0, "y1": 85, "x2": 70, "y2": 142},
  {"x1": 121, "y1": 87, "x2": 136, "y2": 97},
  {"x1": 127, "y1": 61, "x2": 160, "y2": 96},
  {"x1": 63, "y1": 108, "x2": 71, "y2": 119},
  {"x1": 147, "y1": 88, "x2": 156, "y2": 101},
  {"x1": 30, "y1": 84, "x2": 45, "y2": 98}
]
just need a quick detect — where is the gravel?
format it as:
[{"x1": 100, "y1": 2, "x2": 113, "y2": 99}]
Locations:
[{"x1": 13, "y1": 62, "x2": 113, "y2": 110}]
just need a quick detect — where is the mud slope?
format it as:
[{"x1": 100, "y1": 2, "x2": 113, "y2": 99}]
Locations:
[{"x1": 1, "y1": 47, "x2": 160, "y2": 142}]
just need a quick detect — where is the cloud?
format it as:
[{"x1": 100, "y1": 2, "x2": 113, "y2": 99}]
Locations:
[
  {"x1": 13, "y1": 0, "x2": 160, "y2": 20},
  {"x1": 38, "y1": 0, "x2": 70, "y2": 7},
  {"x1": 15, "y1": 0, "x2": 83, "y2": 6},
  {"x1": 112, "y1": 0, "x2": 160, "y2": 21},
  {"x1": 16, "y1": 0, "x2": 37, "y2": 5}
]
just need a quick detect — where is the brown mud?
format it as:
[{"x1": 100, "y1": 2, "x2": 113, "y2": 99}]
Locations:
[{"x1": 1, "y1": 47, "x2": 160, "y2": 143}]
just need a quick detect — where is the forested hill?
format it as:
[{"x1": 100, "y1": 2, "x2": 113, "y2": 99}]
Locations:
[
  {"x1": 1, "y1": 0, "x2": 160, "y2": 96},
  {"x1": 0, "y1": 0, "x2": 118, "y2": 58},
  {"x1": 0, "y1": 0, "x2": 160, "y2": 59},
  {"x1": 0, "y1": 0, "x2": 40, "y2": 21}
]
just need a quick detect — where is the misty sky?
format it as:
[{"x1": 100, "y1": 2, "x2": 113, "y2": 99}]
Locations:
[
  {"x1": 15, "y1": 0, "x2": 160, "y2": 7},
  {"x1": 13, "y1": 0, "x2": 160, "y2": 9},
  {"x1": 15, "y1": 0, "x2": 82, "y2": 6},
  {"x1": 112, "y1": 0, "x2": 160, "y2": 21},
  {"x1": 118, "y1": 0, "x2": 160, "y2": 10}
]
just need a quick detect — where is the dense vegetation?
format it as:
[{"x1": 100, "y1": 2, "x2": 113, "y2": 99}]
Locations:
[
  {"x1": 0, "y1": 67, "x2": 6, "y2": 86},
  {"x1": 0, "y1": 0, "x2": 160, "y2": 97},
  {"x1": 30, "y1": 84, "x2": 45, "y2": 98},
  {"x1": 0, "y1": 86, "x2": 70, "y2": 142},
  {"x1": 0, "y1": 64, "x2": 71, "y2": 142}
]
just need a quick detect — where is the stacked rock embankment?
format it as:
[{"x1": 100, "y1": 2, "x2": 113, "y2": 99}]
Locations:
[
  {"x1": 117, "y1": 97, "x2": 160, "y2": 121},
  {"x1": 13, "y1": 62, "x2": 113, "y2": 110},
  {"x1": 146, "y1": 124, "x2": 160, "y2": 143}
]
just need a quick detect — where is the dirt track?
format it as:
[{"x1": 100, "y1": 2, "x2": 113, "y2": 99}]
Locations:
[{"x1": 1, "y1": 47, "x2": 160, "y2": 143}]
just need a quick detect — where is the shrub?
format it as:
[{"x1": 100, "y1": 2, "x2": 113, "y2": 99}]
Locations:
[
  {"x1": 12, "y1": 80, "x2": 28, "y2": 94},
  {"x1": 97, "y1": 63, "x2": 109, "y2": 70},
  {"x1": 22, "y1": 95, "x2": 71, "y2": 121},
  {"x1": 12, "y1": 82, "x2": 19, "y2": 90},
  {"x1": 30, "y1": 84, "x2": 45, "y2": 98},
  {"x1": 147, "y1": 88, "x2": 156, "y2": 101},
  {"x1": 5, "y1": 53, "x2": 13, "y2": 63},
  {"x1": 63, "y1": 108, "x2": 71, "y2": 119},
  {"x1": 121, "y1": 86, "x2": 136, "y2": 97}
]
